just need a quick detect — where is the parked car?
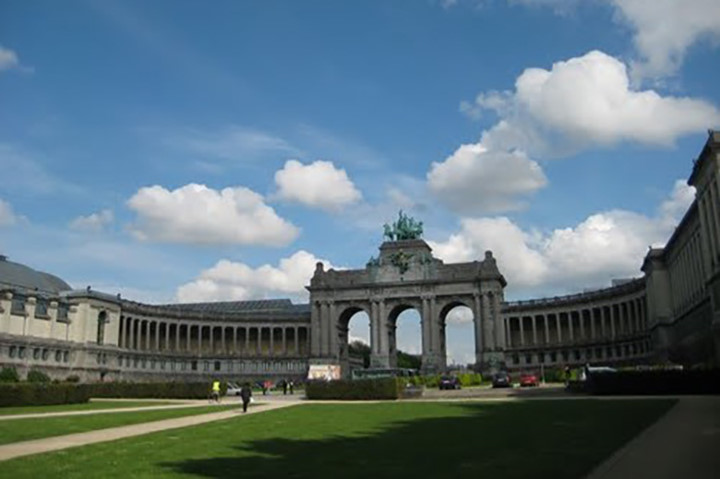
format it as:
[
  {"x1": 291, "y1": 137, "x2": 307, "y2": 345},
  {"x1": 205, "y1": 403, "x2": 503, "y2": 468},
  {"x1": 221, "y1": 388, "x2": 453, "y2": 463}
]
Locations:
[
  {"x1": 439, "y1": 375, "x2": 461, "y2": 390},
  {"x1": 226, "y1": 382, "x2": 241, "y2": 396},
  {"x1": 520, "y1": 373, "x2": 539, "y2": 387},
  {"x1": 492, "y1": 372, "x2": 512, "y2": 388}
]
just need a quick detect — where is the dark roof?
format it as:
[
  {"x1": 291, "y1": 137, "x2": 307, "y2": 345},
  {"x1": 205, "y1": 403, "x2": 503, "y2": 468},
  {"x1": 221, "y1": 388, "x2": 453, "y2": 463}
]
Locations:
[
  {"x1": 0, "y1": 255, "x2": 72, "y2": 294},
  {"x1": 152, "y1": 299, "x2": 310, "y2": 314}
]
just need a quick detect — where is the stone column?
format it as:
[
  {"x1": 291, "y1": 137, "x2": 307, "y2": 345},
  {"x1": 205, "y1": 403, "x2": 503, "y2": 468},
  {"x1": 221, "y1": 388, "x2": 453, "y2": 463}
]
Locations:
[
  {"x1": 164, "y1": 322, "x2": 170, "y2": 351},
  {"x1": 567, "y1": 312, "x2": 574, "y2": 342},
  {"x1": 186, "y1": 324, "x2": 191, "y2": 352},
  {"x1": 329, "y1": 301, "x2": 337, "y2": 358},
  {"x1": 493, "y1": 292, "x2": 505, "y2": 350},
  {"x1": 543, "y1": 314, "x2": 550, "y2": 345},
  {"x1": 590, "y1": 309, "x2": 596, "y2": 340},
  {"x1": 209, "y1": 326, "x2": 214, "y2": 354},
  {"x1": 579, "y1": 311, "x2": 586, "y2": 341},
  {"x1": 269, "y1": 327, "x2": 275, "y2": 357},
  {"x1": 256, "y1": 327, "x2": 262, "y2": 356},
  {"x1": 482, "y1": 293, "x2": 495, "y2": 351},
  {"x1": 282, "y1": 328, "x2": 287, "y2": 356},
  {"x1": 220, "y1": 326, "x2": 226, "y2": 354},
  {"x1": 531, "y1": 315, "x2": 538, "y2": 345},
  {"x1": 294, "y1": 326, "x2": 299, "y2": 355},
  {"x1": 610, "y1": 306, "x2": 617, "y2": 339},
  {"x1": 245, "y1": 327, "x2": 250, "y2": 354},
  {"x1": 175, "y1": 324, "x2": 180, "y2": 352},
  {"x1": 473, "y1": 293, "x2": 483, "y2": 366},
  {"x1": 144, "y1": 321, "x2": 151, "y2": 350},
  {"x1": 555, "y1": 314, "x2": 562, "y2": 343},
  {"x1": 519, "y1": 316, "x2": 525, "y2": 346},
  {"x1": 311, "y1": 301, "x2": 321, "y2": 356}
]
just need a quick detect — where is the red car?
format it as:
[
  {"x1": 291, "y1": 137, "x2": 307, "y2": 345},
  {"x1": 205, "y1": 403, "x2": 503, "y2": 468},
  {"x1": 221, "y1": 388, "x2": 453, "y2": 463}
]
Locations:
[{"x1": 520, "y1": 373, "x2": 539, "y2": 387}]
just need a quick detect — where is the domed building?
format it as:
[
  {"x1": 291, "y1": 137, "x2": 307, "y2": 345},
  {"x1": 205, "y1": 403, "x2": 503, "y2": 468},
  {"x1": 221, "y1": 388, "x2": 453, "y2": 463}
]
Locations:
[{"x1": 1, "y1": 132, "x2": 719, "y2": 382}]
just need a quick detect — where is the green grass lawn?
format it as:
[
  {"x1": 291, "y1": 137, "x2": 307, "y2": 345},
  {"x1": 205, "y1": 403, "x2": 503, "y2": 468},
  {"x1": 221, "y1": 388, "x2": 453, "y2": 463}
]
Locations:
[
  {"x1": 0, "y1": 400, "x2": 178, "y2": 416},
  {"x1": 0, "y1": 404, "x2": 237, "y2": 445},
  {"x1": 0, "y1": 399, "x2": 674, "y2": 478}
]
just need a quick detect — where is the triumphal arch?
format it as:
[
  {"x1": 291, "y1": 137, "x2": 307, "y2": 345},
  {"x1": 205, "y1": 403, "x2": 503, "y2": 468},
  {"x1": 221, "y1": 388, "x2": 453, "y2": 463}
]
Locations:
[{"x1": 307, "y1": 212, "x2": 507, "y2": 374}]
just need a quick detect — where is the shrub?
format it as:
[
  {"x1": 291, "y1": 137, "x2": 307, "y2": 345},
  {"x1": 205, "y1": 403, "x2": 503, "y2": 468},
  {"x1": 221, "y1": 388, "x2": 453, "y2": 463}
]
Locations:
[
  {"x1": 0, "y1": 367, "x2": 20, "y2": 383},
  {"x1": 26, "y1": 369, "x2": 51, "y2": 383},
  {"x1": 0, "y1": 383, "x2": 90, "y2": 407},
  {"x1": 65, "y1": 375, "x2": 81, "y2": 383},
  {"x1": 85, "y1": 381, "x2": 227, "y2": 399},
  {"x1": 306, "y1": 378, "x2": 404, "y2": 400}
]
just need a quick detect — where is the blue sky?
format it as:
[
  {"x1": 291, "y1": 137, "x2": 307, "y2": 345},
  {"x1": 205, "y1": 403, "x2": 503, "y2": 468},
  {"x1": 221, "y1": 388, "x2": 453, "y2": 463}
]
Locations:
[{"x1": 1, "y1": 0, "x2": 719, "y2": 364}]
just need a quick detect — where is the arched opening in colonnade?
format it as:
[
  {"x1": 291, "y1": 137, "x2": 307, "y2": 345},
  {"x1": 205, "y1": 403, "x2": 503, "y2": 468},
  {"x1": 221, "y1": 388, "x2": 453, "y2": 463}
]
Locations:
[
  {"x1": 440, "y1": 303, "x2": 475, "y2": 370},
  {"x1": 339, "y1": 307, "x2": 371, "y2": 374},
  {"x1": 388, "y1": 305, "x2": 422, "y2": 370}
]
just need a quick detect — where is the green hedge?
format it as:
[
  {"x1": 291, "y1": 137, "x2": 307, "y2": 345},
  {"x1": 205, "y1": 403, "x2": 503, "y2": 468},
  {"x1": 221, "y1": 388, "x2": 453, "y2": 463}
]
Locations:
[
  {"x1": 0, "y1": 383, "x2": 91, "y2": 407},
  {"x1": 305, "y1": 378, "x2": 404, "y2": 400},
  {"x1": 86, "y1": 381, "x2": 228, "y2": 399}
]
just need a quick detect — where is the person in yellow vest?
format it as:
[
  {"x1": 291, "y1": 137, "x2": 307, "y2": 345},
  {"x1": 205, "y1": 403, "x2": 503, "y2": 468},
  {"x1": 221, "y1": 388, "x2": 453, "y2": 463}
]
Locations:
[{"x1": 211, "y1": 379, "x2": 221, "y2": 403}]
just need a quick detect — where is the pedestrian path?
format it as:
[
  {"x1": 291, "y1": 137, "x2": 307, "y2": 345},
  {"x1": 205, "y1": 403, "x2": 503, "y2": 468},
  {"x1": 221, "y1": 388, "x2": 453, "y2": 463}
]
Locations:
[
  {"x1": 0, "y1": 400, "x2": 299, "y2": 462},
  {"x1": 585, "y1": 396, "x2": 720, "y2": 479},
  {"x1": 0, "y1": 400, "x2": 219, "y2": 421}
]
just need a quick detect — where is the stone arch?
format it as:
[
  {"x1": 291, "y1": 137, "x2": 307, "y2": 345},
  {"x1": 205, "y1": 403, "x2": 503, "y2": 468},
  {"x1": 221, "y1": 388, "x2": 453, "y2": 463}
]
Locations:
[
  {"x1": 336, "y1": 304, "x2": 370, "y2": 377},
  {"x1": 386, "y1": 302, "x2": 422, "y2": 369},
  {"x1": 437, "y1": 299, "x2": 475, "y2": 369}
]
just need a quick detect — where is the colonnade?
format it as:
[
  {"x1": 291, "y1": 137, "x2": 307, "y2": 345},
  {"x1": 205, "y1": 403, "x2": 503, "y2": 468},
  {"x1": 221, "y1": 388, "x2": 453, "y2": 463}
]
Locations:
[
  {"x1": 117, "y1": 316, "x2": 309, "y2": 357},
  {"x1": 505, "y1": 296, "x2": 647, "y2": 348}
]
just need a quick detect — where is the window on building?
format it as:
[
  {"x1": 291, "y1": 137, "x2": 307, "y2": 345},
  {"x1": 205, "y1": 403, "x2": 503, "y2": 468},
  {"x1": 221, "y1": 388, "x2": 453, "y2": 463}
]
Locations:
[
  {"x1": 561, "y1": 351, "x2": 568, "y2": 361},
  {"x1": 18, "y1": 347, "x2": 26, "y2": 359},
  {"x1": 35, "y1": 300, "x2": 48, "y2": 317},
  {"x1": 538, "y1": 354, "x2": 545, "y2": 364},
  {"x1": 33, "y1": 348, "x2": 40, "y2": 360},
  {"x1": 160, "y1": 360, "x2": 166, "y2": 370},
  {"x1": 512, "y1": 354, "x2": 519, "y2": 365},
  {"x1": 550, "y1": 352, "x2": 557, "y2": 363},
  {"x1": 97, "y1": 311, "x2": 107, "y2": 345},
  {"x1": 57, "y1": 304, "x2": 69, "y2": 322},
  {"x1": 42, "y1": 349, "x2": 49, "y2": 360},
  {"x1": 141, "y1": 358, "x2": 146, "y2": 369},
  {"x1": 191, "y1": 360, "x2": 197, "y2": 371},
  {"x1": 204, "y1": 361, "x2": 210, "y2": 371},
  {"x1": 9, "y1": 346, "x2": 17, "y2": 358},
  {"x1": 63, "y1": 351, "x2": 69, "y2": 363},
  {"x1": 214, "y1": 361, "x2": 221, "y2": 371},
  {"x1": 55, "y1": 350, "x2": 62, "y2": 362},
  {"x1": 607, "y1": 347, "x2": 613, "y2": 358},
  {"x1": 11, "y1": 296, "x2": 26, "y2": 315},
  {"x1": 573, "y1": 350, "x2": 581, "y2": 361}
]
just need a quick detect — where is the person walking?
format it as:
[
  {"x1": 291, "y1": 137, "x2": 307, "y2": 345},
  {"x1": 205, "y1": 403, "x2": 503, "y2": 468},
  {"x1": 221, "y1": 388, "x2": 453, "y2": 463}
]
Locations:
[
  {"x1": 240, "y1": 383, "x2": 252, "y2": 413},
  {"x1": 289, "y1": 380, "x2": 294, "y2": 395},
  {"x1": 282, "y1": 379, "x2": 288, "y2": 395}
]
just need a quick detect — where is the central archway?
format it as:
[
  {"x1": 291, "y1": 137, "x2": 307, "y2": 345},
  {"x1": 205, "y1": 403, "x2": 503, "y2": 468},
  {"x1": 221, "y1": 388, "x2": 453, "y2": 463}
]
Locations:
[
  {"x1": 308, "y1": 241, "x2": 507, "y2": 374},
  {"x1": 387, "y1": 304, "x2": 422, "y2": 369}
]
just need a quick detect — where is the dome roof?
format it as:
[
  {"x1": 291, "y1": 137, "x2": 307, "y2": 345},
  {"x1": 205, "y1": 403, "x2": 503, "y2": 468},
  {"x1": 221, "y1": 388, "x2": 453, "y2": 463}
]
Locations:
[{"x1": 0, "y1": 255, "x2": 72, "y2": 294}]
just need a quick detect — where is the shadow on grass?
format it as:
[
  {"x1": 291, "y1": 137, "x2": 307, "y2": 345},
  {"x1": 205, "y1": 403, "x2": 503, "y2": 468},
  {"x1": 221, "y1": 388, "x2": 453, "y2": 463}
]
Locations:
[{"x1": 162, "y1": 400, "x2": 674, "y2": 479}]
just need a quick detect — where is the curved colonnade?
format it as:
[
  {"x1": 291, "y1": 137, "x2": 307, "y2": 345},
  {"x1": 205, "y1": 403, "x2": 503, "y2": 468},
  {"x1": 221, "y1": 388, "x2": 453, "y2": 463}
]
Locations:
[{"x1": 502, "y1": 279, "x2": 652, "y2": 369}]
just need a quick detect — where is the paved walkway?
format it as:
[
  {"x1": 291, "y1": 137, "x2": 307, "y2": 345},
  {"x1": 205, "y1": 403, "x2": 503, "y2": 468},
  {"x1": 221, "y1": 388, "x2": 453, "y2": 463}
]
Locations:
[
  {"x1": 0, "y1": 400, "x2": 222, "y2": 421},
  {"x1": 0, "y1": 399, "x2": 299, "y2": 462},
  {"x1": 586, "y1": 396, "x2": 720, "y2": 479}
]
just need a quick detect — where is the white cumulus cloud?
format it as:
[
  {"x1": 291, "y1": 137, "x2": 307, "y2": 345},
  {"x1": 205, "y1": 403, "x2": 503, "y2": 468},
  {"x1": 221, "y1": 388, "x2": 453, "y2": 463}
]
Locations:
[
  {"x1": 176, "y1": 250, "x2": 336, "y2": 303},
  {"x1": 69, "y1": 209, "x2": 114, "y2": 232},
  {"x1": 0, "y1": 46, "x2": 19, "y2": 72},
  {"x1": 429, "y1": 180, "x2": 695, "y2": 293},
  {"x1": 274, "y1": 160, "x2": 362, "y2": 211},
  {"x1": 469, "y1": 50, "x2": 720, "y2": 153},
  {"x1": 427, "y1": 143, "x2": 547, "y2": 214},
  {"x1": 127, "y1": 183, "x2": 299, "y2": 246},
  {"x1": 0, "y1": 199, "x2": 17, "y2": 226}
]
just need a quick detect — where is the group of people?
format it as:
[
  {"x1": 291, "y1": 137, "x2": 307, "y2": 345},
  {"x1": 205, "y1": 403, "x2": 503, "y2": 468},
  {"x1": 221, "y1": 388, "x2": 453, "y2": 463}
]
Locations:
[
  {"x1": 211, "y1": 380, "x2": 254, "y2": 413},
  {"x1": 210, "y1": 378, "x2": 297, "y2": 413}
]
